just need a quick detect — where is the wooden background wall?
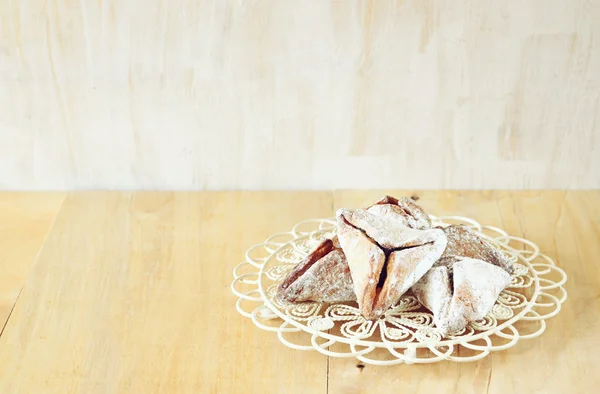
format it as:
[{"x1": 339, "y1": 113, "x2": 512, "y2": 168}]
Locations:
[{"x1": 1, "y1": 0, "x2": 599, "y2": 190}]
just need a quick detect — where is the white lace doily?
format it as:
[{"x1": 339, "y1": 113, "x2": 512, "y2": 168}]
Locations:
[{"x1": 231, "y1": 216, "x2": 567, "y2": 365}]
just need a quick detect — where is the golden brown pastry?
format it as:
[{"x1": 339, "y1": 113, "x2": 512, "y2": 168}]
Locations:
[
  {"x1": 336, "y1": 208, "x2": 447, "y2": 320},
  {"x1": 276, "y1": 238, "x2": 355, "y2": 303}
]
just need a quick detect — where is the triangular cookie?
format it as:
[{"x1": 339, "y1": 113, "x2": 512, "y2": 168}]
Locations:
[
  {"x1": 277, "y1": 238, "x2": 356, "y2": 303},
  {"x1": 336, "y1": 208, "x2": 447, "y2": 319},
  {"x1": 413, "y1": 257, "x2": 511, "y2": 334}
]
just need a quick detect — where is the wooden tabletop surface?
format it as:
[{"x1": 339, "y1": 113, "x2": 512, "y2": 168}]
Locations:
[{"x1": 0, "y1": 191, "x2": 598, "y2": 393}]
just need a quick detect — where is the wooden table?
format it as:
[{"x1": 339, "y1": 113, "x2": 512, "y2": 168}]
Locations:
[{"x1": 0, "y1": 191, "x2": 597, "y2": 393}]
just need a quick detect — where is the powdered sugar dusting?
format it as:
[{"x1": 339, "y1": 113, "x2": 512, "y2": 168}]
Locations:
[
  {"x1": 279, "y1": 249, "x2": 356, "y2": 303},
  {"x1": 414, "y1": 256, "x2": 512, "y2": 334},
  {"x1": 277, "y1": 195, "x2": 515, "y2": 332},
  {"x1": 337, "y1": 205, "x2": 448, "y2": 320},
  {"x1": 439, "y1": 225, "x2": 514, "y2": 274}
]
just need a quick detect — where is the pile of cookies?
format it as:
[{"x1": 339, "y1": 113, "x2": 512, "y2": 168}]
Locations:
[{"x1": 277, "y1": 196, "x2": 514, "y2": 335}]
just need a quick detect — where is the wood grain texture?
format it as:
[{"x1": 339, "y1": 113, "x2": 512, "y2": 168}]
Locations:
[
  {"x1": 0, "y1": 191, "x2": 598, "y2": 393},
  {"x1": 1, "y1": 1, "x2": 599, "y2": 189},
  {"x1": 0, "y1": 192, "x2": 64, "y2": 331},
  {"x1": 0, "y1": 192, "x2": 331, "y2": 393}
]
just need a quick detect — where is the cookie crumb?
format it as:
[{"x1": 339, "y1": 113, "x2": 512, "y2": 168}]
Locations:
[{"x1": 410, "y1": 195, "x2": 420, "y2": 201}]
